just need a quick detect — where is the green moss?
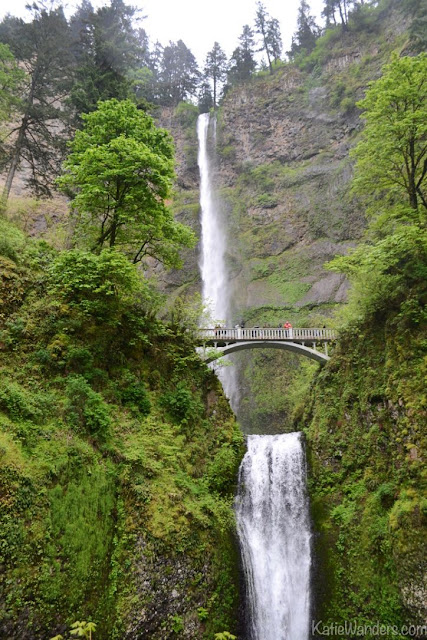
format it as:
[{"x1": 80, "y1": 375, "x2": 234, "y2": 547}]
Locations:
[{"x1": 0, "y1": 221, "x2": 244, "y2": 639}]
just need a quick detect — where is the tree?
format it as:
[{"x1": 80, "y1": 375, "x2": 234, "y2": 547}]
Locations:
[
  {"x1": 352, "y1": 53, "x2": 427, "y2": 221},
  {"x1": 198, "y1": 80, "x2": 213, "y2": 113},
  {"x1": 57, "y1": 99, "x2": 196, "y2": 266},
  {"x1": 254, "y1": 2, "x2": 282, "y2": 73},
  {"x1": 158, "y1": 40, "x2": 200, "y2": 105},
  {"x1": 288, "y1": 0, "x2": 320, "y2": 58},
  {"x1": 0, "y1": 3, "x2": 74, "y2": 202},
  {"x1": 322, "y1": 0, "x2": 354, "y2": 29},
  {"x1": 328, "y1": 53, "x2": 427, "y2": 320},
  {"x1": 204, "y1": 42, "x2": 228, "y2": 109},
  {"x1": 69, "y1": 0, "x2": 141, "y2": 116},
  {"x1": 228, "y1": 25, "x2": 257, "y2": 85},
  {"x1": 0, "y1": 44, "x2": 25, "y2": 126}
]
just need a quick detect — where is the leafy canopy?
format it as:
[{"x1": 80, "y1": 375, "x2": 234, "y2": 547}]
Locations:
[
  {"x1": 57, "y1": 99, "x2": 196, "y2": 266},
  {"x1": 329, "y1": 54, "x2": 427, "y2": 322},
  {"x1": 352, "y1": 53, "x2": 427, "y2": 223}
]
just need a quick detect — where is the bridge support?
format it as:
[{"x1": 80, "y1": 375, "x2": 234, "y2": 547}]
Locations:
[{"x1": 203, "y1": 340, "x2": 330, "y2": 364}]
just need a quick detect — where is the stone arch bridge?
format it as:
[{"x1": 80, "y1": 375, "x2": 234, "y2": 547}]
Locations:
[{"x1": 198, "y1": 327, "x2": 336, "y2": 364}]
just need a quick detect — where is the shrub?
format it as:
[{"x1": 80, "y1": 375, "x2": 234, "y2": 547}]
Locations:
[
  {"x1": 65, "y1": 375, "x2": 111, "y2": 436},
  {"x1": 0, "y1": 381, "x2": 43, "y2": 422},
  {"x1": 160, "y1": 382, "x2": 203, "y2": 425},
  {"x1": 120, "y1": 374, "x2": 151, "y2": 416},
  {"x1": 48, "y1": 249, "x2": 143, "y2": 316}
]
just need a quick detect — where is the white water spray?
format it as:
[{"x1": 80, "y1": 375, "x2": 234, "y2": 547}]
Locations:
[
  {"x1": 197, "y1": 113, "x2": 228, "y2": 322},
  {"x1": 197, "y1": 113, "x2": 238, "y2": 407},
  {"x1": 235, "y1": 433, "x2": 311, "y2": 640}
]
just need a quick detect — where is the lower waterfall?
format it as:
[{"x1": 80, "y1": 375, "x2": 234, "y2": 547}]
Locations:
[{"x1": 235, "y1": 433, "x2": 311, "y2": 640}]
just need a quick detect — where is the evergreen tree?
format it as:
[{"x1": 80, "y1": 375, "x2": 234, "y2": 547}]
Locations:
[
  {"x1": 254, "y1": 2, "x2": 282, "y2": 73},
  {"x1": 267, "y1": 17, "x2": 282, "y2": 63},
  {"x1": 69, "y1": 0, "x2": 140, "y2": 116},
  {"x1": 0, "y1": 3, "x2": 74, "y2": 202},
  {"x1": 158, "y1": 40, "x2": 200, "y2": 106},
  {"x1": 198, "y1": 80, "x2": 213, "y2": 113},
  {"x1": 289, "y1": 0, "x2": 320, "y2": 57},
  {"x1": 322, "y1": 0, "x2": 354, "y2": 29},
  {"x1": 228, "y1": 25, "x2": 257, "y2": 85},
  {"x1": 204, "y1": 42, "x2": 227, "y2": 109}
]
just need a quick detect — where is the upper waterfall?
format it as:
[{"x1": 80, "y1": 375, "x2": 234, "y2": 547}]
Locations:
[{"x1": 197, "y1": 113, "x2": 228, "y2": 323}]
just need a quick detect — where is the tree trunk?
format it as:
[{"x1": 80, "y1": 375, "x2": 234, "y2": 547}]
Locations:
[{"x1": 1, "y1": 124, "x2": 26, "y2": 207}]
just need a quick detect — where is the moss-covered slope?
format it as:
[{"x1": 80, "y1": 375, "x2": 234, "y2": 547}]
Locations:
[
  {"x1": 0, "y1": 221, "x2": 244, "y2": 639},
  {"x1": 301, "y1": 307, "x2": 426, "y2": 630}
]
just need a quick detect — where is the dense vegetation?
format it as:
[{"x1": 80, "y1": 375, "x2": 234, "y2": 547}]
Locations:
[
  {"x1": 0, "y1": 0, "x2": 426, "y2": 637},
  {"x1": 0, "y1": 76, "x2": 243, "y2": 637},
  {"x1": 0, "y1": 216, "x2": 244, "y2": 638},
  {"x1": 300, "y1": 51, "x2": 426, "y2": 631}
]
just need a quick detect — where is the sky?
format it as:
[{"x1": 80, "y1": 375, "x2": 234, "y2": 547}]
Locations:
[{"x1": 0, "y1": 0, "x2": 325, "y2": 65}]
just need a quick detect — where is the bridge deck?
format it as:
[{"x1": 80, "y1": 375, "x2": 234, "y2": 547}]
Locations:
[{"x1": 199, "y1": 327, "x2": 336, "y2": 344}]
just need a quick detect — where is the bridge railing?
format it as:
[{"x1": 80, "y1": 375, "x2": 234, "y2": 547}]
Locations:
[{"x1": 199, "y1": 328, "x2": 336, "y2": 342}]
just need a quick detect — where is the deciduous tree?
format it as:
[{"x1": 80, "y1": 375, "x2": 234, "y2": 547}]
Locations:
[
  {"x1": 57, "y1": 99, "x2": 196, "y2": 266},
  {"x1": 352, "y1": 53, "x2": 427, "y2": 222}
]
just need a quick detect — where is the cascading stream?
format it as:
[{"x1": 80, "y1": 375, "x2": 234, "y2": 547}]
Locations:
[{"x1": 235, "y1": 433, "x2": 311, "y2": 640}]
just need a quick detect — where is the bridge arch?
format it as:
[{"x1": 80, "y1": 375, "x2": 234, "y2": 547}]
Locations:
[{"x1": 203, "y1": 340, "x2": 330, "y2": 364}]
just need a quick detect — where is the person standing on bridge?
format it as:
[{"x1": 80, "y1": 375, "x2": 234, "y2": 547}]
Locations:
[{"x1": 283, "y1": 321, "x2": 293, "y2": 338}]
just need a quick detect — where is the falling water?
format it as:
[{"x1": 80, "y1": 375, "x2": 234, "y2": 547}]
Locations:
[
  {"x1": 197, "y1": 113, "x2": 228, "y2": 322},
  {"x1": 197, "y1": 113, "x2": 238, "y2": 406},
  {"x1": 197, "y1": 114, "x2": 311, "y2": 639},
  {"x1": 235, "y1": 433, "x2": 311, "y2": 640}
]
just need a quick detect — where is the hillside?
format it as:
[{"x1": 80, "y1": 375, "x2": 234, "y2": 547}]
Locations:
[{"x1": 0, "y1": 221, "x2": 244, "y2": 639}]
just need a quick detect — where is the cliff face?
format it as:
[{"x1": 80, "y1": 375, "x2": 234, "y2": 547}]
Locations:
[
  {"x1": 302, "y1": 310, "x2": 426, "y2": 628},
  {"x1": 155, "y1": 4, "x2": 412, "y2": 433}
]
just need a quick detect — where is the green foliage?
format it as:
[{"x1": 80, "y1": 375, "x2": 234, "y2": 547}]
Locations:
[
  {"x1": 0, "y1": 217, "x2": 26, "y2": 262},
  {"x1": 197, "y1": 606, "x2": 209, "y2": 621},
  {"x1": 0, "y1": 380, "x2": 44, "y2": 423},
  {"x1": 48, "y1": 249, "x2": 143, "y2": 315},
  {"x1": 0, "y1": 216, "x2": 242, "y2": 638},
  {"x1": 170, "y1": 614, "x2": 184, "y2": 633},
  {"x1": 352, "y1": 53, "x2": 427, "y2": 217},
  {"x1": 328, "y1": 223, "x2": 427, "y2": 318},
  {"x1": 120, "y1": 373, "x2": 151, "y2": 416},
  {"x1": 70, "y1": 621, "x2": 97, "y2": 638},
  {"x1": 65, "y1": 375, "x2": 111, "y2": 436},
  {"x1": 57, "y1": 99, "x2": 196, "y2": 265},
  {"x1": 174, "y1": 101, "x2": 200, "y2": 129},
  {"x1": 214, "y1": 632, "x2": 237, "y2": 640},
  {"x1": 206, "y1": 442, "x2": 242, "y2": 494},
  {"x1": 160, "y1": 381, "x2": 203, "y2": 425}
]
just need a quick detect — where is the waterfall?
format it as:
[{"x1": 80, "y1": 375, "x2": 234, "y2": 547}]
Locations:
[
  {"x1": 197, "y1": 113, "x2": 228, "y2": 322},
  {"x1": 197, "y1": 113, "x2": 238, "y2": 407},
  {"x1": 235, "y1": 433, "x2": 311, "y2": 640},
  {"x1": 197, "y1": 115, "x2": 311, "y2": 639}
]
